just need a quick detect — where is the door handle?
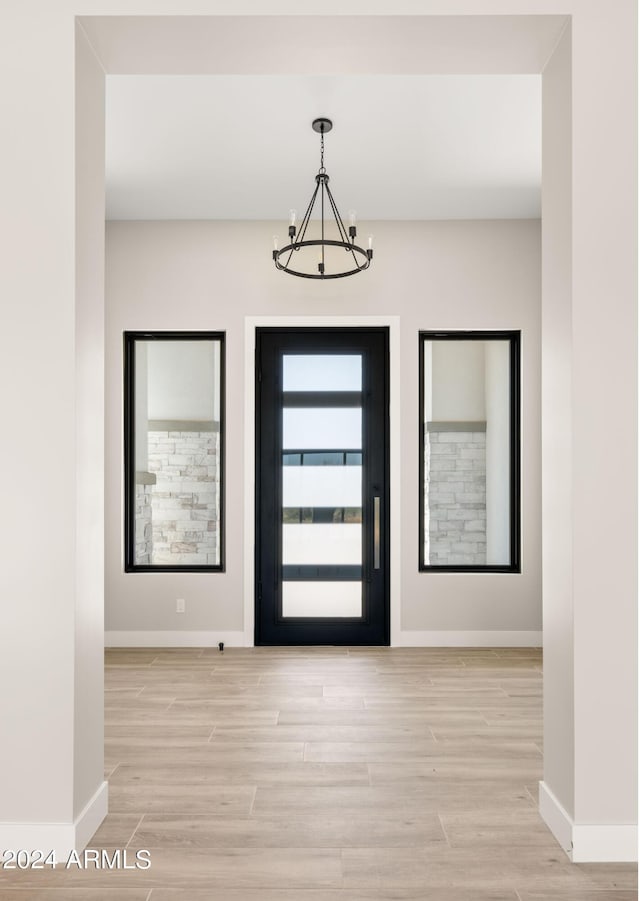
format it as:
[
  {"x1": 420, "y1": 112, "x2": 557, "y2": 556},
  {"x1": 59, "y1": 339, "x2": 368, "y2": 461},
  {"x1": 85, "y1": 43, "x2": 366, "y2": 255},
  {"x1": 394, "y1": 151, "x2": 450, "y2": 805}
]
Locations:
[{"x1": 373, "y1": 496, "x2": 381, "y2": 570}]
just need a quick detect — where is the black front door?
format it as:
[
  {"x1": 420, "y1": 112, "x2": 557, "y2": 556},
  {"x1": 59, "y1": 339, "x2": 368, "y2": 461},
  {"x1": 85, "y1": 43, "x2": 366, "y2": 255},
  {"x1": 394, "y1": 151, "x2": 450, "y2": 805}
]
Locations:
[{"x1": 255, "y1": 328, "x2": 389, "y2": 645}]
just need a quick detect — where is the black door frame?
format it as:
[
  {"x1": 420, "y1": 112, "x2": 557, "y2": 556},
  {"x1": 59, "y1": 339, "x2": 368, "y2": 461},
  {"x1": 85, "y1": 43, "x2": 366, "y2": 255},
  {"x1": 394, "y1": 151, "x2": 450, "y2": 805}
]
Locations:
[{"x1": 254, "y1": 327, "x2": 390, "y2": 646}]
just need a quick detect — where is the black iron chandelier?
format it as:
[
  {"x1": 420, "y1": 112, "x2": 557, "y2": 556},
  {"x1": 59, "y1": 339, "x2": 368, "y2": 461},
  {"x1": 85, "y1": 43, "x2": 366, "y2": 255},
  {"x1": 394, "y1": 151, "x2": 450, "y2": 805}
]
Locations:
[{"x1": 272, "y1": 118, "x2": 373, "y2": 280}]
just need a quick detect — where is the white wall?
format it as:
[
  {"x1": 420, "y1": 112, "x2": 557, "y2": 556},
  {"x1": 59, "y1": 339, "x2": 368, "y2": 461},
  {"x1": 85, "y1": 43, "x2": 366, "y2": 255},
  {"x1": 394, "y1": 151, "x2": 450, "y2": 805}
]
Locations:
[
  {"x1": 135, "y1": 340, "x2": 148, "y2": 470},
  {"x1": 0, "y1": 11, "x2": 76, "y2": 835},
  {"x1": 485, "y1": 340, "x2": 510, "y2": 564},
  {"x1": 423, "y1": 339, "x2": 433, "y2": 422},
  {"x1": 570, "y1": 7, "x2": 637, "y2": 843},
  {"x1": 147, "y1": 339, "x2": 219, "y2": 421},
  {"x1": 0, "y1": 16, "x2": 107, "y2": 853},
  {"x1": 540, "y1": 22, "x2": 575, "y2": 829},
  {"x1": 74, "y1": 21, "x2": 107, "y2": 829},
  {"x1": 431, "y1": 340, "x2": 486, "y2": 421},
  {"x1": 105, "y1": 218, "x2": 542, "y2": 637},
  {"x1": 539, "y1": 15, "x2": 637, "y2": 860}
]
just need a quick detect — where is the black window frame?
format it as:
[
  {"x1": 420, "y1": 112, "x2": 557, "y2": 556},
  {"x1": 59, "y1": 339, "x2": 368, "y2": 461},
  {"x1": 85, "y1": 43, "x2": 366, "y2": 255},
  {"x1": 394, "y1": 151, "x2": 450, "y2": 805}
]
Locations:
[
  {"x1": 124, "y1": 330, "x2": 226, "y2": 573},
  {"x1": 418, "y1": 330, "x2": 521, "y2": 573}
]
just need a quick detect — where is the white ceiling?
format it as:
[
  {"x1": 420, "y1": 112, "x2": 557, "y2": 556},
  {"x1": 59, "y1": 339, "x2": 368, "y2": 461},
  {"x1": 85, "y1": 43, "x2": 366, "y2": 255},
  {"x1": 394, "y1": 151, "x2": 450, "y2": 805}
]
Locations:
[{"x1": 105, "y1": 74, "x2": 541, "y2": 221}]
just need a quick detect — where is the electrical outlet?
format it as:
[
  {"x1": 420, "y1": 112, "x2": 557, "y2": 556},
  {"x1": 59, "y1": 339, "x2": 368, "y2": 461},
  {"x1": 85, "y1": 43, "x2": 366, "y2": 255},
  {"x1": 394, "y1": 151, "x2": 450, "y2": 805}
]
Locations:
[{"x1": 176, "y1": 598, "x2": 185, "y2": 614}]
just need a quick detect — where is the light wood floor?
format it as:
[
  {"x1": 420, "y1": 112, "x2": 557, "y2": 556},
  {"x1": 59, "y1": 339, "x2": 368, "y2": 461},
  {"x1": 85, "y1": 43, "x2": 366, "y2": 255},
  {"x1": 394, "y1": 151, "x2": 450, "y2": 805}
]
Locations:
[{"x1": 0, "y1": 647, "x2": 636, "y2": 900}]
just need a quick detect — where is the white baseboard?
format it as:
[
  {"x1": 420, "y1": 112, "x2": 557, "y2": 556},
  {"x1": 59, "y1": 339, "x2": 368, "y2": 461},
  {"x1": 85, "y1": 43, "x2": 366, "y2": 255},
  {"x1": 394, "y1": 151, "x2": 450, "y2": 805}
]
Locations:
[
  {"x1": 397, "y1": 630, "x2": 542, "y2": 647},
  {"x1": 539, "y1": 781, "x2": 638, "y2": 862},
  {"x1": 106, "y1": 629, "x2": 542, "y2": 649},
  {"x1": 75, "y1": 781, "x2": 109, "y2": 851},
  {"x1": 539, "y1": 780, "x2": 573, "y2": 857},
  {"x1": 0, "y1": 780, "x2": 108, "y2": 859},
  {"x1": 572, "y1": 823, "x2": 639, "y2": 862},
  {"x1": 105, "y1": 630, "x2": 247, "y2": 648}
]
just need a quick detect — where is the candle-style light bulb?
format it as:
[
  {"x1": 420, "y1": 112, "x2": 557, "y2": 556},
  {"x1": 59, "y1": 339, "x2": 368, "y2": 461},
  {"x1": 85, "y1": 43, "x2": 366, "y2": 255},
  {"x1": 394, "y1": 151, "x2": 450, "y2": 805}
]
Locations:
[
  {"x1": 288, "y1": 209, "x2": 297, "y2": 240},
  {"x1": 273, "y1": 235, "x2": 279, "y2": 251},
  {"x1": 348, "y1": 209, "x2": 357, "y2": 242},
  {"x1": 368, "y1": 234, "x2": 374, "y2": 250}
]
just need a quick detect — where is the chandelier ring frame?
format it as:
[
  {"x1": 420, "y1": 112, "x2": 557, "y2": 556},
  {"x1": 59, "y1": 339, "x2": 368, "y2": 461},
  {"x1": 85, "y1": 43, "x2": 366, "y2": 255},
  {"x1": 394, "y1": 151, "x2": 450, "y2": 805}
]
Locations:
[{"x1": 273, "y1": 238, "x2": 372, "y2": 280}]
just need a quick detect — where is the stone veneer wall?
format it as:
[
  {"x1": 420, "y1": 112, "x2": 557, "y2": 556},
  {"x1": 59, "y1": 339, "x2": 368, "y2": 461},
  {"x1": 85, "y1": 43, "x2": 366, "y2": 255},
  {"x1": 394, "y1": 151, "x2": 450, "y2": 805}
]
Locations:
[
  {"x1": 134, "y1": 478, "x2": 154, "y2": 565},
  {"x1": 147, "y1": 424, "x2": 220, "y2": 566},
  {"x1": 425, "y1": 423, "x2": 486, "y2": 566}
]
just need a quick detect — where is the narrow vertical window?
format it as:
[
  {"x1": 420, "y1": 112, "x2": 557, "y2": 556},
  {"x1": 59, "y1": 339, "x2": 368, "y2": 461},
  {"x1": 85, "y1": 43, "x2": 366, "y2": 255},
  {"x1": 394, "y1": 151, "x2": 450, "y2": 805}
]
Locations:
[
  {"x1": 124, "y1": 332, "x2": 225, "y2": 572},
  {"x1": 419, "y1": 331, "x2": 520, "y2": 572}
]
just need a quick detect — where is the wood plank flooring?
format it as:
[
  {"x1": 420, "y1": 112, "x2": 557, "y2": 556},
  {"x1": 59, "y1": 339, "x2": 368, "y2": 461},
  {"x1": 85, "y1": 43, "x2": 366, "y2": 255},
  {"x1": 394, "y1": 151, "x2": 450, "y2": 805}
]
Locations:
[{"x1": 0, "y1": 647, "x2": 636, "y2": 900}]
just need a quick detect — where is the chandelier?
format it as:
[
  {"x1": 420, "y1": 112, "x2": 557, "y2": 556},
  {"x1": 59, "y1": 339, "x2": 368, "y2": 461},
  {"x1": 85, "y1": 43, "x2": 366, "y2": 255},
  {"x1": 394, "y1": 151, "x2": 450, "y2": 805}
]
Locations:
[{"x1": 272, "y1": 118, "x2": 373, "y2": 280}]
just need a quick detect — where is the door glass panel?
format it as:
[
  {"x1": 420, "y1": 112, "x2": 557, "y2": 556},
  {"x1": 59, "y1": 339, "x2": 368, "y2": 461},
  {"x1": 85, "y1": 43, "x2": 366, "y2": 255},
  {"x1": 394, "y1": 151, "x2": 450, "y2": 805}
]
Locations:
[
  {"x1": 283, "y1": 524, "x2": 361, "y2": 565},
  {"x1": 283, "y1": 354, "x2": 362, "y2": 391},
  {"x1": 283, "y1": 408, "x2": 362, "y2": 450},
  {"x1": 283, "y1": 466, "x2": 362, "y2": 507},
  {"x1": 281, "y1": 351, "x2": 363, "y2": 620},
  {"x1": 282, "y1": 582, "x2": 362, "y2": 618}
]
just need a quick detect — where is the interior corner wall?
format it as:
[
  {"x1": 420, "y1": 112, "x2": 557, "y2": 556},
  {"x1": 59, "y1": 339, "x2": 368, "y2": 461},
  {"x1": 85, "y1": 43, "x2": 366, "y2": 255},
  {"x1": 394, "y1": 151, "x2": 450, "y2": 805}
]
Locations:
[
  {"x1": 104, "y1": 218, "x2": 542, "y2": 641},
  {"x1": 541, "y1": 20, "x2": 575, "y2": 827},
  {"x1": 74, "y1": 22, "x2": 107, "y2": 828},
  {"x1": 540, "y1": 7, "x2": 637, "y2": 860}
]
